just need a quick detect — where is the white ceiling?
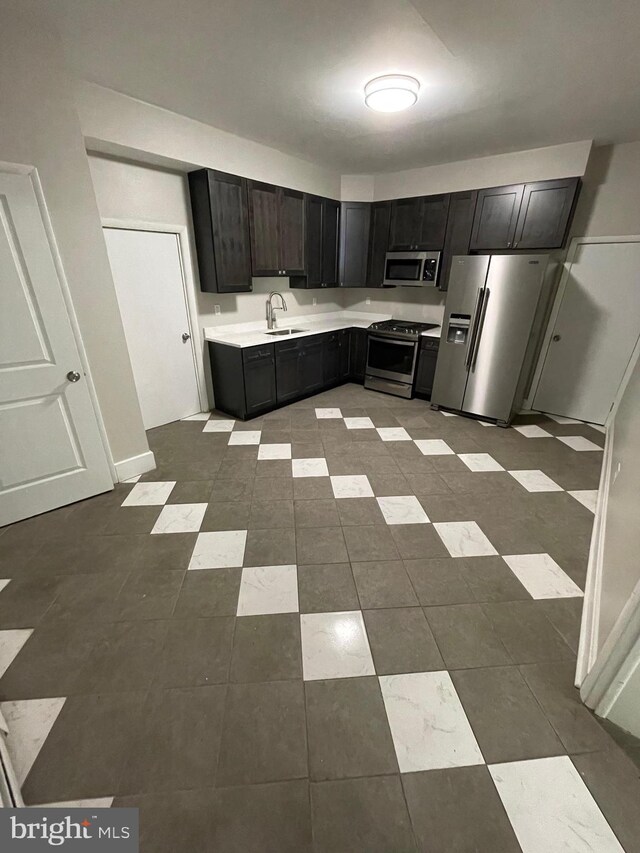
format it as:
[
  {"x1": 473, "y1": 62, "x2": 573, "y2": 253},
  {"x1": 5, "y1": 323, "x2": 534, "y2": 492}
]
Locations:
[{"x1": 37, "y1": 0, "x2": 640, "y2": 172}]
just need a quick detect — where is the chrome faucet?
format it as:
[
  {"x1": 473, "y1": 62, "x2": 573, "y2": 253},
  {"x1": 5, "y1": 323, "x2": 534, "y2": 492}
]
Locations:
[{"x1": 266, "y1": 291, "x2": 287, "y2": 330}]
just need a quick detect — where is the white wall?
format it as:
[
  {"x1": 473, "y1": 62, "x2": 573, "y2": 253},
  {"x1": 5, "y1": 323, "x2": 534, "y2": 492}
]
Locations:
[
  {"x1": 341, "y1": 287, "x2": 446, "y2": 326},
  {"x1": 0, "y1": 8, "x2": 148, "y2": 468}
]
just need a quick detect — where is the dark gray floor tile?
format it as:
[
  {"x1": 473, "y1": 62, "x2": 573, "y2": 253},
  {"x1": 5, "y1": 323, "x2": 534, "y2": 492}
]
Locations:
[
  {"x1": 404, "y1": 558, "x2": 474, "y2": 606},
  {"x1": 216, "y1": 459, "x2": 257, "y2": 481},
  {"x1": 403, "y1": 472, "x2": 453, "y2": 496},
  {"x1": 366, "y1": 472, "x2": 412, "y2": 497},
  {"x1": 201, "y1": 501, "x2": 251, "y2": 531},
  {"x1": 107, "y1": 570, "x2": 184, "y2": 621},
  {"x1": 305, "y1": 677, "x2": 398, "y2": 781},
  {"x1": 294, "y1": 499, "x2": 340, "y2": 528},
  {"x1": 255, "y1": 459, "x2": 293, "y2": 478},
  {"x1": 169, "y1": 480, "x2": 214, "y2": 504},
  {"x1": 119, "y1": 685, "x2": 226, "y2": 795},
  {"x1": 209, "y1": 478, "x2": 254, "y2": 502},
  {"x1": 537, "y1": 597, "x2": 584, "y2": 653},
  {"x1": 114, "y1": 789, "x2": 216, "y2": 853},
  {"x1": 173, "y1": 568, "x2": 241, "y2": 617},
  {"x1": 23, "y1": 691, "x2": 146, "y2": 803},
  {"x1": 230, "y1": 614, "x2": 301, "y2": 682},
  {"x1": 252, "y1": 477, "x2": 294, "y2": 500},
  {"x1": 351, "y1": 560, "x2": 418, "y2": 608},
  {"x1": 134, "y1": 532, "x2": 198, "y2": 571},
  {"x1": 571, "y1": 748, "x2": 640, "y2": 853},
  {"x1": 100, "y1": 505, "x2": 163, "y2": 535},
  {"x1": 361, "y1": 456, "x2": 402, "y2": 474},
  {"x1": 292, "y1": 478, "x2": 334, "y2": 500},
  {"x1": 296, "y1": 526, "x2": 347, "y2": 564},
  {"x1": 472, "y1": 513, "x2": 547, "y2": 554},
  {"x1": 335, "y1": 497, "x2": 386, "y2": 526},
  {"x1": 425, "y1": 603, "x2": 512, "y2": 669},
  {"x1": 213, "y1": 780, "x2": 312, "y2": 853},
  {"x1": 0, "y1": 575, "x2": 65, "y2": 628},
  {"x1": 311, "y1": 776, "x2": 416, "y2": 853},
  {"x1": 155, "y1": 617, "x2": 234, "y2": 687},
  {"x1": 389, "y1": 524, "x2": 450, "y2": 560},
  {"x1": 244, "y1": 528, "x2": 296, "y2": 566},
  {"x1": 217, "y1": 680, "x2": 307, "y2": 785},
  {"x1": 343, "y1": 526, "x2": 400, "y2": 562},
  {"x1": 442, "y1": 471, "x2": 519, "y2": 496},
  {"x1": 520, "y1": 661, "x2": 613, "y2": 753},
  {"x1": 456, "y1": 555, "x2": 531, "y2": 602},
  {"x1": 248, "y1": 499, "x2": 294, "y2": 528},
  {"x1": 326, "y1": 456, "x2": 367, "y2": 475},
  {"x1": 0, "y1": 540, "x2": 45, "y2": 577},
  {"x1": 451, "y1": 665, "x2": 564, "y2": 763},
  {"x1": 363, "y1": 607, "x2": 443, "y2": 674},
  {"x1": 402, "y1": 766, "x2": 521, "y2": 853},
  {"x1": 38, "y1": 534, "x2": 144, "y2": 576},
  {"x1": 297, "y1": 563, "x2": 359, "y2": 613},
  {"x1": 482, "y1": 600, "x2": 575, "y2": 663}
]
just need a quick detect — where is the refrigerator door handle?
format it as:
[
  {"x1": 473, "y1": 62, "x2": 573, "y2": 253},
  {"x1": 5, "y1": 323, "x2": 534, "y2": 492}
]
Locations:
[
  {"x1": 465, "y1": 287, "x2": 485, "y2": 368},
  {"x1": 471, "y1": 287, "x2": 490, "y2": 370}
]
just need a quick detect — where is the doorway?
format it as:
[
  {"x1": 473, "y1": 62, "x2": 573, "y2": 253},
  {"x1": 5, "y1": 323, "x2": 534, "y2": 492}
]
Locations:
[
  {"x1": 103, "y1": 226, "x2": 206, "y2": 429},
  {"x1": 532, "y1": 237, "x2": 640, "y2": 425}
]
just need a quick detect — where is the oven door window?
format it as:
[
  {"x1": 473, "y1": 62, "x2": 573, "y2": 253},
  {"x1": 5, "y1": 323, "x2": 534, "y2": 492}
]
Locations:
[
  {"x1": 385, "y1": 258, "x2": 421, "y2": 281},
  {"x1": 368, "y1": 338, "x2": 416, "y2": 378}
]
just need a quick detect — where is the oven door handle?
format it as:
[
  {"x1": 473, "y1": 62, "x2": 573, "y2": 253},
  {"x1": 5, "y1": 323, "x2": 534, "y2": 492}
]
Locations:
[{"x1": 368, "y1": 335, "x2": 416, "y2": 347}]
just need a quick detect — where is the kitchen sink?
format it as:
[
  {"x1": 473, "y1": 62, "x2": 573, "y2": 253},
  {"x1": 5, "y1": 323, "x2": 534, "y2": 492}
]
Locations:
[{"x1": 265, "y1": 328, "x2": 307, "y2": 336}]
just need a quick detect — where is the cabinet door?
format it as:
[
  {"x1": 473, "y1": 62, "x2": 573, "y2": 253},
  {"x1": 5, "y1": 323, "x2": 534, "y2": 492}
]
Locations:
[
  {"x1": 248, "y1": 181, "x2": 280, "y2": 276},
  {"x1": 469, "y1": 184, "x2": 524, "y2": 251},
  {"x1": 439, "y1": 190, "x2": 478, "y2": 292},
  {"x1": 299, "y1": 338, "x2": 324, "y2": 394},
  {"x1": 389, "y1": 197, "x2": 420, "y2": 250},
  {"x1": 321, "y1": 198, "x2": 340, "y2": 287},
  {"x1": 349, "y1": 328, "x2": 368, "y2": 381},
  {"x1": 416, "y1": 194, "x2": 450, "y2": 250},
  {"x1": 339, "y1": 329, "x2": 351, "y2": 379},
  {"x1": 414, "y1": 341, "x2": 439, "y2": 398},
  {"x1": 279, "y1": 188, "x2": 305, "y2": 275},
  {"x1": 243, "y1": 347, "x2": 276, "y2": 415},
  {"x1": 339, "y1": 202, "x2": 371, "y2": 287},
  {"x1": 513, "y1": 178, "x2": 580, "y2": 249},
  {"x1": 366, "y1": 201, "x2": 391, "y2": 287},
  {"x1": 275, "y1": 342, "x2": 301, "y2": 403},
  {"x1": 304, "y1": 195, "x2": 323, "y2": 287},
  {"x1": 323, "y1": 333, "x2": 340, "y2": 386}
]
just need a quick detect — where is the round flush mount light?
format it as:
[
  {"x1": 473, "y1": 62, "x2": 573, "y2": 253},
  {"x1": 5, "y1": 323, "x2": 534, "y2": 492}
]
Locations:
[{"x1": 364, "y1": 74, "x2": 420, "y2": 112}]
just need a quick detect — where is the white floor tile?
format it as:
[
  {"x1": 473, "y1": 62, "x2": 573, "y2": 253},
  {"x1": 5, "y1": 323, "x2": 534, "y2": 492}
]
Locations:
[
  {"x1": 568, "y1": 490, "x2": 598, "y2": 513},
  {"x1": 513, "y1": 425, "x2": 552, "y2": 438},
  {"x1": 380, "y1": 671, "x2": 484, "y2": 773},
  {"x1": 258, "y1": 443, "x2": 292, "y2": 459},
  {"x1": 545, "y1": 414, "x2": 581, "y2": 424},
  {"x1": 315, "y1": 408, "x2": 342, "y2": 419},
  {"x1": 478, "y1": 420, "x2": 496, "y2": 427},
  {"x1": 1, "y1": 697, "x2": 66, "y2": 785},
  {"x1": 434, "y1": 521, "x2": 498, "y2": 558},
  {"x1": 557, "y1": 435, "x2": 602, "y2": 452},
  {"x1": 237, "y1": 565, "x2": 299, "y2": 616},
  {"x1": 377, "y1": 496, "x2": 430, "y2": 525},
  {"x1": 121, "y1": 481, "x2": 176, "y2": 507},
  {"x1": 0, "y1": 579, "x2": 11, "y2": 594},
  {"x1": 509, "y1": 470, "x2": 563, "y2": 493},
  {"x1": 188, "y1": 530, "x2": 247, "y2": 570},
  {"x1": 415, "y1": 439, "x2": 455, "y2": 456},
  {"x1": 292, "y1": 458, "x2": 329, "y2": 478},
  {"x1": 122, "y1": 475, "x2": 141, "y2": 483},
  {"x1": 502, "y1": 554, "x2": 583, "y2": 599},
  {"x1": 203, "y1": 419, "x2": 235, "y2": 432},
  {"x1": 441, "y1": 412, "x2": 458, "y2": 417},
  {"x1": 376, "y1": 427, "x2": 412, "y2": 442},
  {"x1": 0, "y1": 629, "x2": 33, "y2": 679},
  {"x1": 33, "y1": 798, "x2": 114, "y2": 809},
  {"x1": 300, "y1": 611, "x2": 375, "y2": 681},
  {"x1": 344, "y1": 417, "x2": 375, "y2": 429},
  {"x1": 181, "y1": 412, "x2": 211, "y2": 421},
  {"x1": 228, "y1": 430, "x2": 261, "y2": 445},
  {"x1": 458, "y1": 453, "x2": 504, "y2": 472},
  {"x1": 151, "y1": 503, "x2": 207, "y2": 534},
  {"x1": 489, "y1": 756, "x2": 625, "y2": 853},
  {"x1": 330, "y1": 474, "x2": 374, "y2": 499}
]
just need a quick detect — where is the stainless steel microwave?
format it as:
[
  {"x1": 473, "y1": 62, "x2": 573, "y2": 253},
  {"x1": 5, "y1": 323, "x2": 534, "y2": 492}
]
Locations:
[{"x1": 383, "y1": 251, "x2": 441, "y2": 287}]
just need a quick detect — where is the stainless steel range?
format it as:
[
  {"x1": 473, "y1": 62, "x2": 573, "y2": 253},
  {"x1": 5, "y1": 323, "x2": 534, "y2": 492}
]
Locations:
[{"x1": 365, "y1": 319, "x2": 438, "y2": 398}]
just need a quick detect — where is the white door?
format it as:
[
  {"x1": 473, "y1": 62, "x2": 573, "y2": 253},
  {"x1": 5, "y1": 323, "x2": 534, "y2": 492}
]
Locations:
[
  {"x1": 103, "y1": 228, "x2": 201, "y2": 429},
  {"x1": 534, "y1": 241, "x2": 640, "y2": 424},
  {"x1": 0, "y1": 169, "x2": 113, "y2": 527}
]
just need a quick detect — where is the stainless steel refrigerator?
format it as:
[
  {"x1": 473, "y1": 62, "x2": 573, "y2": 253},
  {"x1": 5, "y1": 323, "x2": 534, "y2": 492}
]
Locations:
[{"x1": 431, "y1": 254, "x2": 557, "y2": 425}]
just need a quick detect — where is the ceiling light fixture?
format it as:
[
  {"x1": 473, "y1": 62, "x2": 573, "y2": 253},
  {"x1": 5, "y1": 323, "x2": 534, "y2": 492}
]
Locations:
[{"x1": 364, "y1": 74, "x2": 420, "y2": 112}]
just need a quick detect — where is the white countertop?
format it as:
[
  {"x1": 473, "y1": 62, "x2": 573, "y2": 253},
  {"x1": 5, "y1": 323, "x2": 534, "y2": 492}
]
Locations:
[{"x1": 203, "y1": 311, "x2": 441, "y2": 348}]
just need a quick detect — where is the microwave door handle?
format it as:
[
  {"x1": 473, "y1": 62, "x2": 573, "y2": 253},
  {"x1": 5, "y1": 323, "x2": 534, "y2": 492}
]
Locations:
[
  {"x1": 465, "y1": 288, "x2": 484, "y2": 368},
  {"x1": 470, "y1": 288, "x2": 490, "y2": 370}
]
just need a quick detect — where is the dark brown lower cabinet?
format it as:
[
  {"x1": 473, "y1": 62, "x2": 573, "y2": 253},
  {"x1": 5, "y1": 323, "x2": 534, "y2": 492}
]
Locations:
[
  {"x1": 414, "y1": 338, "x2": 439, "y2": 399},
  {"x1": 323, "y1": 332, "x2": 341, "y2": 385},
  {"x1": 349, "y1": 328, "x2": 368, "y2": 381},
  {"x1": 208, "y1": 342, "x2": 276, "y2": 419}
]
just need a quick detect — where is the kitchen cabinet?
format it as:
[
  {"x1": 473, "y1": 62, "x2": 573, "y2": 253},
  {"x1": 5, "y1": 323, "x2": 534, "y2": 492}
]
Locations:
[
  {"x1": 469, "y1": 184, "x2": 524, "y2": 251},
  {"x1": 207, "y1": 342, "x2": 275, "y2": 418},
  {"x1": 349, "y1": 327, "x2": 368, "y2": 380},
  {"x1": 290, "y1": 195, "x2": 340, "y2": 289},
  {"x1": 439, "y1": 190, "x2": 478, "y2": 291},
  {"x1": 188, "y1": 169, "x2": 253, "y2": 293},
  {"x1": 339, "y1": 328, "x2": 351, "y2": 379},
  {"x1": 275, "y1": 339, "x2": 301, "y2": 404},
  {"x1": 247, "y1": 180, "x2": 305, "y2": 276},
  {"x1": 299, "y1": 336, "x2": 324, "y2": 394},
  {"x1": 339, "y1": 202, "x2": 371, "y2": 287},
  {"x1": 414, "y1": 337, "x2": 440, "y2": 399},
  {"x1": 389, "y1": 194, "x2": 450, "y2": 251},
  {"x1": 512, "y1": 177, "x2": 580, "y2": 249},
  {"x1": 323, "y1": 331, "x2": 341, "y2": 385},
  {"x1": 366, "y1": 201, "x2": 392, "y2": 287}
]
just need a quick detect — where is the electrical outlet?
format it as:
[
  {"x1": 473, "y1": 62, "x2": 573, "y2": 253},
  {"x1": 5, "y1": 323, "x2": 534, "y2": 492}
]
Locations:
[
  {"x1": 312, "y1": 297, "x2": 317, "y2": 306},
  {"x1": 214, "y1": 304, "x2": 221, "y2": 316},
  {"x1": 366, "y1": 298, "x2": 371, "y2": 305}
]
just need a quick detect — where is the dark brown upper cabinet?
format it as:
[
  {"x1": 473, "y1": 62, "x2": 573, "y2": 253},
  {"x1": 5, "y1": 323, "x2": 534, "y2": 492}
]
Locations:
[
  {"x1": 247, "y1": 180, "x2": 305, "y2": 277},
  {"x1": 512, "y1": 177, "x2": 580, "y2": 249},
  {"x1": 439, "y1": 189, "x2": 478, "y2": 291},
  {"x1": 339, "y1": 201, "x2": 371, "y2": 288},
  {"x1": 188, "y1": 169, "x2": 253, "y2": 293},
  {"x1": 389, "y1": 194, "x2": 450, "y2": 251},
  {"x1": 366, "y1": 201, "x2": 392, "y2": 287},
  {"x1": 291, "y1": 195, "x2": 340, "y2": 289},
  {"x1": 469, "y1": 184, "x2": 524, "y2": 251}
]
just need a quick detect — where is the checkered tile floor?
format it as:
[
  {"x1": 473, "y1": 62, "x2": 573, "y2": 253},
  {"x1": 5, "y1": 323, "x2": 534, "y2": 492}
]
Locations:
[{"x1": 1, "y1": 383, "x2": 638, "y2": 852}]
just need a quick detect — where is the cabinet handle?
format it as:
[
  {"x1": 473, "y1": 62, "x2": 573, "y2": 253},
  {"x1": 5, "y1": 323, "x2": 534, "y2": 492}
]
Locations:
[{"x1": 506, "y1": 242, "x2": 511, "y2": 248}]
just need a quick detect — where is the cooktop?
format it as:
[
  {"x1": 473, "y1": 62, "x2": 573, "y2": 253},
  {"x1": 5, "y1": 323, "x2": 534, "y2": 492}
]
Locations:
[{"x1": 368, "y1": 319, "x2": 439, "y2": 340}]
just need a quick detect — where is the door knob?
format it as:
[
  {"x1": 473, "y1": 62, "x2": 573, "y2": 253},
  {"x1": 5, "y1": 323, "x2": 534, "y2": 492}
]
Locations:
[
  {"x1": 552, "y1": 334, "x2": 561, "y2": 342},
  {"x1": 182, "y1": 332, "x2": 191, "y2": 342},
  {"x1": 67, "y1": 370, "x2": 81, "y2": 382}
]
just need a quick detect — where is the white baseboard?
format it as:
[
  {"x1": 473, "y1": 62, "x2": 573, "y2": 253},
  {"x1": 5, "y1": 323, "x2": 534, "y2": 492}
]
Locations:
[{"x1": 114, "y1": 450, "x2": 156, "y2": 483}]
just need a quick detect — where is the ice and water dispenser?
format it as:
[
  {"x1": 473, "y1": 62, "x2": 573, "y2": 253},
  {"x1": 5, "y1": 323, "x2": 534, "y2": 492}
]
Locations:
[{"x1": 446, "y1": 314, "x2": 471, "y2": 344}]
